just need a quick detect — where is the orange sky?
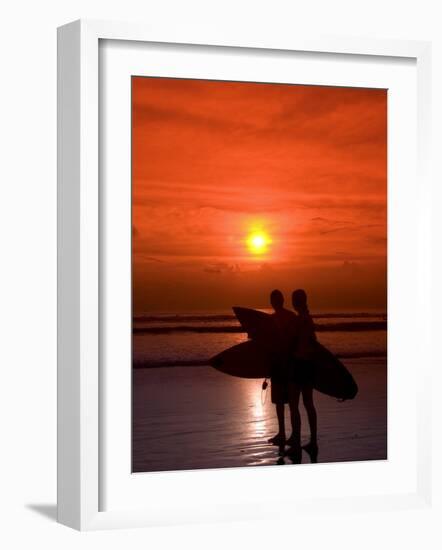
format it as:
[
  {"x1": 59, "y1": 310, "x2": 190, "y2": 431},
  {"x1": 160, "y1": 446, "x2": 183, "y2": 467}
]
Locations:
[{"x1": 132, "y1": 77, "x2": 387, "y2": 313}]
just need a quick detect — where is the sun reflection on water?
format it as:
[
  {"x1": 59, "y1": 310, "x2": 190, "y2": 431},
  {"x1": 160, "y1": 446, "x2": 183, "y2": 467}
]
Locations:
[{"x1": 248, "y1": 381, "x2": 270, "y2": 439}]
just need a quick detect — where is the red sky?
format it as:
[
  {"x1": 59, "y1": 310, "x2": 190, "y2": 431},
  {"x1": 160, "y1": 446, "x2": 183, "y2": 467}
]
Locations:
[{"x1": 132, "y1": 77, "x2": 387, "y2": 313}]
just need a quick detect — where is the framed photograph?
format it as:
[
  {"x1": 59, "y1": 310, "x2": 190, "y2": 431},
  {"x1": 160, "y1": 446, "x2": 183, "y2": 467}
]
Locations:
[{"x1": 57, "y1": 20, "x2": 432, "y2": 530}]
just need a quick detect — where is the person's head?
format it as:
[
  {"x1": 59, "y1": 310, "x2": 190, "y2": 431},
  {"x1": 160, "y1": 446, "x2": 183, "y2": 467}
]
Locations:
[
  {"x1": 270, "y1": 289, "x2": 284, "y2": 311},
  {"x1": 292, "y1": 289, "x2": 309, "y2": 313}
]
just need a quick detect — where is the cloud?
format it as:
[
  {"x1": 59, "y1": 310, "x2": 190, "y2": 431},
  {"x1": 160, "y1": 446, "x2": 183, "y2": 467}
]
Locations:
[
  {"x1": 204, "y1": 262, "x2": 241, "y2": 274},
  {"x1": 133, "y1": 103, "x2": 241, "y2": 134},
  {"x1": 134, "y1": 253, "x2": 167, "y2": 264}
]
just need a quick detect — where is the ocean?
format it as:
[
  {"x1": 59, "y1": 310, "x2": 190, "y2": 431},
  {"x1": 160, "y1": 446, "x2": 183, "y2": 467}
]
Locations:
[{"x1": 132, "y1": 310, "x2": 387, "y2": 368}]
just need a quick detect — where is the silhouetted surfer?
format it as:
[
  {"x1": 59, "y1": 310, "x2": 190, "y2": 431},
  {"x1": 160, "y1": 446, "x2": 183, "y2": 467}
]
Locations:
[
  {"x1": 286, "y1": 289, "x2": 318, "y2": 457},
  {"x1": 267, "y1": 289, "x2": 298, "y2": 447}
]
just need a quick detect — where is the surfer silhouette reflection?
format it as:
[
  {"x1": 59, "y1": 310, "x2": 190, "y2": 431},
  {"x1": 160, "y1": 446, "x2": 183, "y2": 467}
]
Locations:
[{"x1": 267, "y1": 289, "x2": 318, "y2": 460}]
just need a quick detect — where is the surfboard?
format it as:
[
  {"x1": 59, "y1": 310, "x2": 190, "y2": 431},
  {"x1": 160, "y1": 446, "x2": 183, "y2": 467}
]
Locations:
[
  {"x1": 309, "y1": 342, "x2": 358, "y2": 400},
  {"x1": 232, "y1": 306, "x2": 281, "y2": 354},
  {"x1": 210, "y1": 307, "x2": 358, "y2": 400},
  {"x1": 210, "y1": 340, "x2": 272, "y2": 379},
  {"x1": 233, "y1": 307, "x2": 274, "y2": 340}
]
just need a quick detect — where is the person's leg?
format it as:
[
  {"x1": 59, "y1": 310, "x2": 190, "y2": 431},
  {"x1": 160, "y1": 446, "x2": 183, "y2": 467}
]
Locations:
[
  {"x1": 302, "y1": 386, "x2": 317, "y2": 447},
  {"x1": 287, "y1": 385, "x2": 301, "y2": 448},
  {"x1": 268, "y1": 403, "x2": 286, "y2": 444},
  {"x1": 276, "y1": 403, "x2": 285, "y2": 436},
  {"x1": 268, "y1": 381, "x2": 286, "y2": 444}
]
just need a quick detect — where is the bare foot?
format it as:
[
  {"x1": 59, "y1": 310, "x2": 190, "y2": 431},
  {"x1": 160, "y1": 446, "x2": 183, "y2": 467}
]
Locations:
[{"x1": 268, "y1": 433, "x2": 286, "y2": 446}]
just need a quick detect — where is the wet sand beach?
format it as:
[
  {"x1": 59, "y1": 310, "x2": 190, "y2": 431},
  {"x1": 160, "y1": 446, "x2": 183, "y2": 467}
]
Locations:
[{"x1": 132, "y1": 357, "x2": 386, "y2": 472}]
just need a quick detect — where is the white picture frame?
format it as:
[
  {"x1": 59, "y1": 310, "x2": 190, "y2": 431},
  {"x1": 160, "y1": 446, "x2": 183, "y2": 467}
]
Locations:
[{"x1": 57, "y1": 19, "x2": 432, "y2": 531}]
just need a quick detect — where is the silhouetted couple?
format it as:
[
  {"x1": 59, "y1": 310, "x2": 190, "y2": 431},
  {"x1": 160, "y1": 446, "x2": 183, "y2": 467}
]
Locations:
[{"x1": 267, "y1": 289, "x2": 318, "y2": 460}]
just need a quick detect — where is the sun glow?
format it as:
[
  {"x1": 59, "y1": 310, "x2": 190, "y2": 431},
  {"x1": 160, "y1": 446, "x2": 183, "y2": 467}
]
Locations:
[{"x1": 247, "y1": 232, "x2": 270, "y2": 255}]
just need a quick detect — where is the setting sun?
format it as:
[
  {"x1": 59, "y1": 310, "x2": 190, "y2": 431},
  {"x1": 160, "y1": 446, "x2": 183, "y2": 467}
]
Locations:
[{"x1": 247, "y1": 232, "x2": 270, "y2": 255}]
